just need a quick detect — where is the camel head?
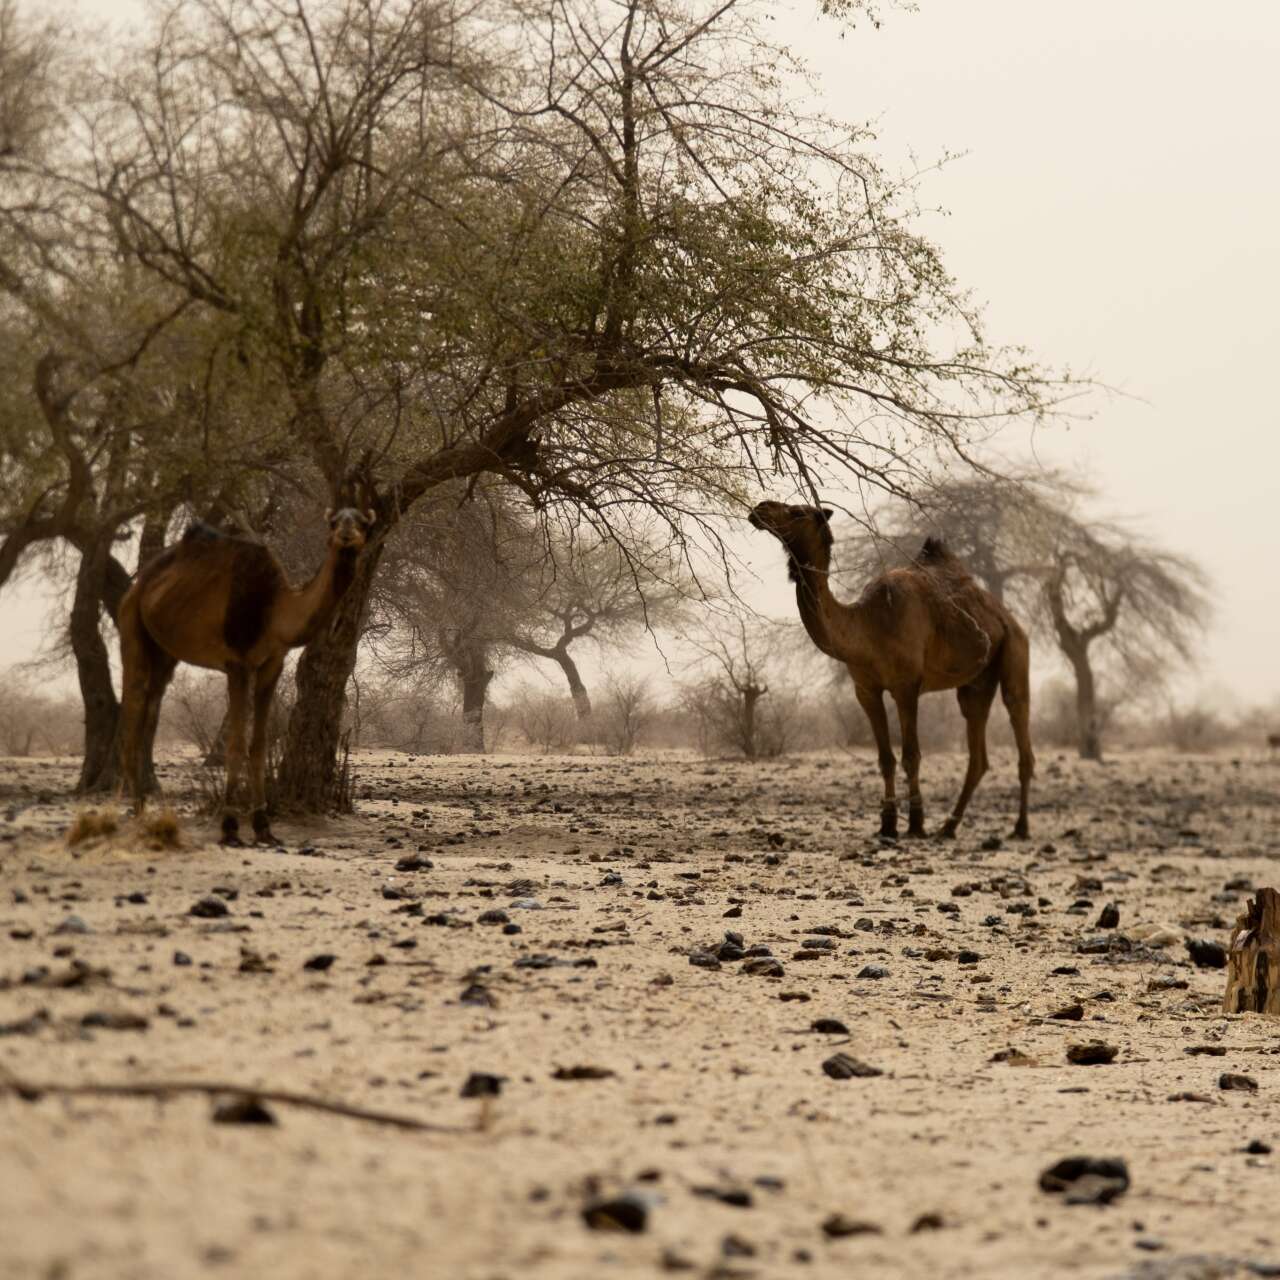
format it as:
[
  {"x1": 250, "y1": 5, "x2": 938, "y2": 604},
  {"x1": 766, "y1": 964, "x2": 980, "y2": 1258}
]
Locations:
[
  {"x1": 748, "y1": 501, "x2": 834, "y2": 580},
  {"x1": 324, "y1": 507, "x2": 376, "y2": 552}
]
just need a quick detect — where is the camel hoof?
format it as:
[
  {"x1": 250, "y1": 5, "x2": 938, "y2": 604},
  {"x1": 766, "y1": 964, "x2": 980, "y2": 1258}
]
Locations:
[
  {"x1": 254, "y1": 831, "x2": 284, "y2": 849},
  {"x1": 935, "y1": 823, "x2": 957, "y2": 841},
  {"x1": 1010, "y1": 823, "x2": 1030, "y2": 841},
  {"x1": 219, "y1": 833, "x2": 246, "y2": 848}
]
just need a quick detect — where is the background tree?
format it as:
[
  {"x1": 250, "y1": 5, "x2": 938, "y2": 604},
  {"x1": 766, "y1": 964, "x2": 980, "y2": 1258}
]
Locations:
[{"x1": 506, "y1": 534, "x2": 691, "y2": 724}]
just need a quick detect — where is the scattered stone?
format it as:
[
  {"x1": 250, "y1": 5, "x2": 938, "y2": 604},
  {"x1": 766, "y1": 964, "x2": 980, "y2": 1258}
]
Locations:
[
  {"x1": 693, "y1": 1185, "x2": 752, "y2": 1208},
  {"x1": 1096, "y1": 903, "x2": 1120, "y2": 929},
  {"x1": 810, "y1": 1018, "x2": 849, "y2": 1035},
  {"x1": 459, "y1": 983, "x2": 497, "y2": 1007},
  {"x1": 991, "y1": 1047, "x2": 1034, "y2": 1066},
  {"x1": 1038, "y1": 1156, "x2": 1129, "y2": 1205},
  {"x1": 212, "y1": 1095, "x2": 276, "y2": 1125},
  {"x1": 303, "y1": 953, "x2": 336, "y2": 972},
  {"x1": 459, "y1": 1073, "x2": 505, "y2": 1099},
  {"x1": 52, "y1": 914, "x2": 89, "y2": 935},
  {"x1": 1219, "y1": 1073, "x2": 1258, "y2": 1093},
  {"x1": 741, "y1": 956, "x2": 784, "y2": 978},
  {"x1": 822, "y1": 1052, "x2": 883, "y2": 1080},
  {"x1": 80, "y1": 1010, "x2": 149, "y2": 1031},
  {"x1": 395, "y1": 854, "x2": 433, "y2": 871},
  {"x1": 1185, "y1": 1045, "x2": 1227, "y2": 1057},
  {"x1": 856, "y1": 964, "x2": 889, "y2": 980},
  {"x1": 1066, "y1": 1041, "x2": 1118, "y2": 1066},
  {"x1": 190, "y1": 896, "x2": 230, "y2": 919},
  {"x1": 0, "y1": 1010, "x2": 49, "y2": 1037},
  {"x1": 910, "y1": 1212, "x2": 944, "y2": 1233},
  {"x1": 173, "y1": 951, "x2": 192, "y2": 967},
  {"x1": 1245, "y1": 1140, "x2": 1272, "y2": 1154},
  {"x1": 1049, "y1": 1003, "x2": 1085, "y2": 1022},
  {"x1": 822, "y1": 1213, "x2": 881, "y2": 1238},
  {"x1": 1185, "y1": 938, "x2": 1227, "y2": 969},
  {"x1": 552, "y1": 1065, "x2": 616, "y2": 1081},
  {"x1": 582, "y1": 1193, "x2": 648, "y2": 1233}
]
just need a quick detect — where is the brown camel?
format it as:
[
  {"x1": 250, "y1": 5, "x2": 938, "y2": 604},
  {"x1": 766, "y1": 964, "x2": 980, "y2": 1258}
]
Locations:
[
  {"x1": 749, "y1": 501, "x2": 1034, "y2": 839},
  {"x1": 118, "y1": 508, "x2": 374, "y2": 845}
]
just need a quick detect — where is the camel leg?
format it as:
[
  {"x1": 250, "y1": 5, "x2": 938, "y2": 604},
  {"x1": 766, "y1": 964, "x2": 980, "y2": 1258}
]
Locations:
[
  {"x1": 138, "y1": 653, "x2": 177, "y2": 798},
  {"x1": 248, "y1": 657, "x2": 285, "y2": 846},
  {"x1": 220, "y1": 663, "x2": 250, "y2": 846},
  {"x1": 117, "y1": 599, "x2": 153, "y2": 815},
  {"x1": 939, "y1": 678, "x2": 997, "y2": 839},
  {"x1": 892, "y1": 685, "x2": 926, "y2": 837},
  {"x1": 855, "y1": 683, "x2": 898, "y2": 838},
  {"x1": 1000, "y1": 638, "x2": 1035, "y2": 839}
]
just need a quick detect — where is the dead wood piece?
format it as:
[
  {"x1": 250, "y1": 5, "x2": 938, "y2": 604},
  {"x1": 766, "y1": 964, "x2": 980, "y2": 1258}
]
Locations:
[
  {"x1": 1224, "y1": 889, "x2": 1280, "y2": 1015},
  {"x1": 0, "y1": 1068, "x2": 466, "y2": 1134}
]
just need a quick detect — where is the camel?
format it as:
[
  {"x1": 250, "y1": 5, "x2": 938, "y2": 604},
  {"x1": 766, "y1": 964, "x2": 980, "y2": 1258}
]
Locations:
[
  {"x1": 749, "y1": 501, "x2": 1034, "y2": 839},
  {"x1": 117, "y1": 507, "x2": 374, "y2": 845}
]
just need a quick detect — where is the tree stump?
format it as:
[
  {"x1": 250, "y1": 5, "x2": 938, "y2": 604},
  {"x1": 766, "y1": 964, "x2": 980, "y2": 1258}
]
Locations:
[{"x1": 1224, "y1": 889, "x2": 1280, "y2": 1015}]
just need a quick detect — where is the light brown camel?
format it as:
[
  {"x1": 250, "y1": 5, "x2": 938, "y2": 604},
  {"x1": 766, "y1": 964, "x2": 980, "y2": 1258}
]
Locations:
[
  {"x1": 118, "y1": 508, "x2": 374, "y2": 845},
  {"x1": 749, "y1": 501, "x2": 1034, "y2": 839}
]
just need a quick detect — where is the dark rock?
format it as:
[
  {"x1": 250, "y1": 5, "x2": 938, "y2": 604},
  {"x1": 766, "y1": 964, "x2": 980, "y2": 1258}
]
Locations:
[
  {"x1": 1049, "y1": 1003, "x2": 1085, "y2": 1022},
  {"x1": 395, "y1": 855, "x2": 434, "y2": 871},
  {"x1": 692, "y1": 1185, "x2": 752, "y2": 1208},
  {"x1": 910, "y1": 1212, "x2": 944, "y2": 1232},
  {"x1": 1184, "y1": 1045, "x2": 1227, "y2": 1057},
  {"x1": 857, "y1": 964, "x2": 889, "y2": 979},
  {"x1": 189, "y1": 896, "x2": 230, "y2": 919},
  {"x1": 810, "y1": 1018, "x2": 849, "y2": 1035},
  {"x1": 552, "y1": 1065, "x2": 616, "y2": 1081},
  {"x1": 822, "y1": 1052, "x2": 882, "y2": 1080},
  {"x1": 1039, "y1": 1156, "x2": 1129, "y2": 1205},
  {"x1": 582, "y1": 1193, "x2": 648, "y2": 1233},
  {"x1": 52, "y1": 915, "x2": 89, "y2": 935},
  {"x1": 459, "y1": 983, "x2": 497, "y2": 1007},
  {"x1": 80, "y1": 1010, "x2": 149, "y2": 1031},
  {"x1": 822, "y1": 1213, "x2": 881, "y2": 1238},
  {"x1": 477, "y1": 909, "x2": 510, "y2": 926},
  {"x1": 212, "y1": 1095, "x2": 276, "y2": 1125},
  {"x1": 1245, "y1": 1139, "x2": 1272, "y2": 1154},
  {"x1": 1220, "y1": 1073, "x2": 1258, "y2": 1092},
  {"x1": 459, "y1": 1072, "x2": 505, "y2": 1098},
  {"x1": 173, "y1": 951, "x2": 192, "y2": 967},
  {"x1": 303, "y1": 953, "x2": 336, "y2": 972},
  {"x1": 1066, "y1": 1041, "x2": 1118, "y2": 1065},
  {"x1": 1096, "y1": 903, "x2": 1120, "y2": 929},
  {"x1": 742, "y1": 956, "x2": 784, "y2": 978},
  {"x1": 1186, "y1": 938, "x2": 1228, "y2": 969}
]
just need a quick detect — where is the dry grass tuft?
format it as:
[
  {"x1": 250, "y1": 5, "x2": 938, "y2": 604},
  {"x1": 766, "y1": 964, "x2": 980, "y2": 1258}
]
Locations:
[
  {"x1": 137, "y1": 807, "x2": 183, "y2": 851},
  {"x1": 66, "y1": 808, "x2": 120, "y2": 846}
]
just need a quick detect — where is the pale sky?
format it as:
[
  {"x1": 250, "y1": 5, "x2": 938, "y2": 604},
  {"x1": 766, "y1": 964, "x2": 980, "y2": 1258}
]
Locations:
[{"x1": 5, "y1": 0, "x2": 1279, "y2": 708}]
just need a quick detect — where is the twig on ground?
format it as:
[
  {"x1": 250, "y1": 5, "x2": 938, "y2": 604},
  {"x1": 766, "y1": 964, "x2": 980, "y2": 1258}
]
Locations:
[{"x1": 0, "y1": 1066, "x2": 469, "y2": 1134}]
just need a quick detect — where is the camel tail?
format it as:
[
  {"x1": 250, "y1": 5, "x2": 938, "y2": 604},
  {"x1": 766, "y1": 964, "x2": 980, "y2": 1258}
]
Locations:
[{"x1": 998, "y1": 624, "x2": 1035, "y2": 778}]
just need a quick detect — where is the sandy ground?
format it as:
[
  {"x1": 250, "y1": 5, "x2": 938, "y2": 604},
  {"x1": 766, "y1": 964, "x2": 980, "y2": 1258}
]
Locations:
[{"x1": 2, "y1": 745, "x2": 1280, "y2": 1280}]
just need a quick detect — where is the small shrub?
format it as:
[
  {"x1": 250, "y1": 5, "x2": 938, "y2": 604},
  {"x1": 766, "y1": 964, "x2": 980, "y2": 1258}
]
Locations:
[{"x1": 66, "y1": 808, "x2": 120, "y2": 845}]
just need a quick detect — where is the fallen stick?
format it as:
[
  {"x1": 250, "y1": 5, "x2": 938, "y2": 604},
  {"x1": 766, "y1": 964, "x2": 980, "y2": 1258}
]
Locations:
[{"x1": 0, "y1": 1067, "x2": 470, "y2": 1134}]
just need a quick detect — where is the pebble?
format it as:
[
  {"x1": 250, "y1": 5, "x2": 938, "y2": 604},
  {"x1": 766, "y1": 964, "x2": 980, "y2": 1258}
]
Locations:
[
  {"x1": 189, "y1": 896, "x2": 230, "y2": 919},
  {"x1": 1039, "y1": 1156, "x2": 1129, "y2": 1205},
  {"x1": 822, "y1": 1053, "x2": 882, "y2": 1080}
]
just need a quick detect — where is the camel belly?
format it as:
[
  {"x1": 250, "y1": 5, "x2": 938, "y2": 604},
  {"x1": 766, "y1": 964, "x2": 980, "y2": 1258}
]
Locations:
[{"x1": 140, "y1": 571, "x2": 238, "y2": 670}]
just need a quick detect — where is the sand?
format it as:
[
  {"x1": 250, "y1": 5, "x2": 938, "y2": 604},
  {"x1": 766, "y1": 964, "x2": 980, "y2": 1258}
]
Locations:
[{"x1": 2, "y1": 746, "x2": 1279, "y2": 1280}]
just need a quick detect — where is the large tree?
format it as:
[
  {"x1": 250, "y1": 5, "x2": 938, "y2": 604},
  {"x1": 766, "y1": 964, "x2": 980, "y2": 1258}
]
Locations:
[{"x1": 4, "y1": 0, "x2": 1071, "y2": 811}]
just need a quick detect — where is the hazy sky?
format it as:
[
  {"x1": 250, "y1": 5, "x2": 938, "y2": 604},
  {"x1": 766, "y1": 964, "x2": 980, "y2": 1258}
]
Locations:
[{"x1": 5, "y1": 0, "x2": 1279, "y2": 707}]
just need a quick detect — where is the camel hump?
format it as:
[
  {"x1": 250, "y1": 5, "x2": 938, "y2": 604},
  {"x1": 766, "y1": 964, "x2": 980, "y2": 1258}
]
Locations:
[{"x1": 917, "y1": 536, "x2": 955, "y2": 565}]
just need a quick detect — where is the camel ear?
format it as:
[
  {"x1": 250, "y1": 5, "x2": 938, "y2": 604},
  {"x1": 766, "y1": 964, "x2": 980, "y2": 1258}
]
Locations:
[
  {"x1": 819, "y1": 508, "x2": 833, "y2": 523},
  {"x1": 361, "y1": 509, "x2": 376, "y2": 527},
  {"x1": 324, "y1": 507, "x2": 335, "y2": 525}
]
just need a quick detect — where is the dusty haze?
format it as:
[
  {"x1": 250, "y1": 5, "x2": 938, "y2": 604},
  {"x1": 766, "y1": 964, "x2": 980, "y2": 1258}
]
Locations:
[{"x1": 3, "y1": 0, "x2": 1278, "y2": 707}]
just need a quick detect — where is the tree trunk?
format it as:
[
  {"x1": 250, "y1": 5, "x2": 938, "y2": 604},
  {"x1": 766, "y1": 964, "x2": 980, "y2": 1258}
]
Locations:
[
  {"x1": 1224, "y1": 890, "x2": 1280, "y2": 1015},
  {"x1": 71, "y1": 537, "x2": 122, "y2": 794},
  {"x1": 275, "y1": 543, "x2": 383, "y2": 813},
  {"x1": 741, "y1": 685, "x2": 765, "y2": 761},
  {"x1": 457, "y1": 648, "x2": 495, "y2": 754},
  {"x1": 552, "y1": 648, "x2": 593, "y2": 722},
  {"x1": 1064, "y1": 644, "x2": 1103, "y2": 762}
]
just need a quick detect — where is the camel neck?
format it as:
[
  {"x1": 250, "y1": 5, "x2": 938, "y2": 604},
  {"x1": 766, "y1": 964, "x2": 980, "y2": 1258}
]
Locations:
[
  {"x1": 790, "y1": 550, "x2": 841, "y2": 657},
  {"x1": 289, "y1": 544, "x2": 358, "y2": 647}
]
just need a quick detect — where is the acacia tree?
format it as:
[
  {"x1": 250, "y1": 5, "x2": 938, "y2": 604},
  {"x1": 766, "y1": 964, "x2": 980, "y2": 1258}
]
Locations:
[
  {"x1": 858, "y1": 471, "x2": 1211, "y2": 759},
  {"x1": 507, "y1": 535, "x2": 690, "y2": 722},
  {"x1": 8, "y1": 0, "x2": 1070, "y2": 810}
]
